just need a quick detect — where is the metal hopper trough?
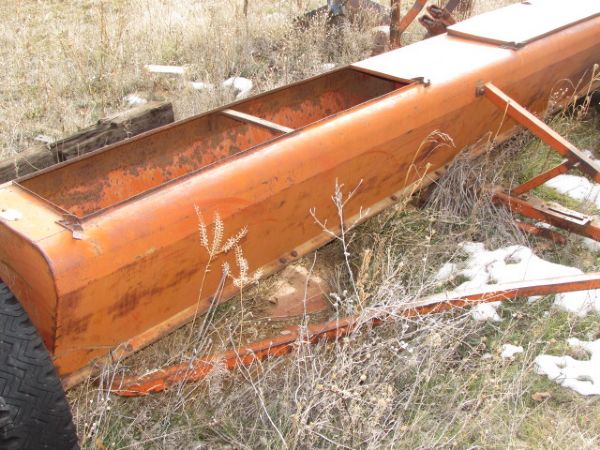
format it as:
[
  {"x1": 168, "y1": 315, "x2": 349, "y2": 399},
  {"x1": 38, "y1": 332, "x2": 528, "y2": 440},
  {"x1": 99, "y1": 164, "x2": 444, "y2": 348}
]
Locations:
[{"x1": 1, "y1": 1, "x2": 600, "y2": 445}]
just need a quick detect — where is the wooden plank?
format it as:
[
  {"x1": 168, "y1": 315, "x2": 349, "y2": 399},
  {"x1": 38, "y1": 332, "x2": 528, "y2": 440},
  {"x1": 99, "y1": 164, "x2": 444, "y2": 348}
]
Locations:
[
  {"x1": 0, "y1": 101, "x2": 174, "y2": 184},
  {"x1": 221, "y1": 109, "x2": 294, "y2": 134}
]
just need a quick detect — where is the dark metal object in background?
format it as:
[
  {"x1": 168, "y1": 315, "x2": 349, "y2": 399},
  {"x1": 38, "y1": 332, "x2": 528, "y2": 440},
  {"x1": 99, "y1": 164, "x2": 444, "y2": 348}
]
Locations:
[
  {"x1": 298, "y1": 0, "x2": 390, "y2": 28},
  {"x1": 328, "y1": 0, "x2": 345, "y2": 17},
  {"x1": 419, "y1": 0, "x2": 472, "y2": 37}
]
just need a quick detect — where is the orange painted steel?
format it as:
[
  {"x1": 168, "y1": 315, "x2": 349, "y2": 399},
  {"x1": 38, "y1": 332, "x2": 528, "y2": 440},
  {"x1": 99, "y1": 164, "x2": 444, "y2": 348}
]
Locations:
[
  {"x1": 111, "y1": 272, "x2": 600, "y2": 396},
  {"x1": 482, "y1": 82, "x2": 600, "y2": 242},
  {"x1": 398, "y1": 1, "x2": 427, "y2": 34},
  {"x1": 511, "y1": 159, "x2": 575, "y2": 196},
  {"x1": 0, "y1": 2, "x2": 598, "y2": 384},
  {"x1": 493, "y1": 190, "x2": 600, "y2": 242},
  {"x1": 481, "y1": 82, "x2": 600, "y2": 182},
  {"x1": 513, "y1": 221, "x2": 567, "y2": 245}
]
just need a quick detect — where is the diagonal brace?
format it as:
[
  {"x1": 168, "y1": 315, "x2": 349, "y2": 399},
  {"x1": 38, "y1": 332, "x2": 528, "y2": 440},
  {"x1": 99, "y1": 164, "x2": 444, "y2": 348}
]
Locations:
[
  {"x1": 511, "y1": 159, "x2": 576, "y2": 196},
  {"x1": 481, "y1": 82, "x2": 600, "y2": 182}
]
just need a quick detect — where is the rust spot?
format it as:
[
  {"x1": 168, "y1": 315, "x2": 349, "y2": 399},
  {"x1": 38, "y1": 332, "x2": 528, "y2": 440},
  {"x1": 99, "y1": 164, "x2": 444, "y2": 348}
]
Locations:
[
  {"x1": 61, "y1": 313, "x2": 92, "y2": 336},
  {"x1": 104, "y1": 265, "x2": 199, "y2": 320},
  {"x1": 290, "y1": 250, "x2": 298, "y2": 257},
  {"x1": 18, "y1": 112, "x2": 280, "y2": 218},
  {"x1": 60, "y1": 291, "x2": 83, "y2": 314},
  {"x1": 109, "y1": 291, "x2": 140, "y2": 318},
  {"x1": 279, "y1": 257, "x2": 287, "y2": 264}
]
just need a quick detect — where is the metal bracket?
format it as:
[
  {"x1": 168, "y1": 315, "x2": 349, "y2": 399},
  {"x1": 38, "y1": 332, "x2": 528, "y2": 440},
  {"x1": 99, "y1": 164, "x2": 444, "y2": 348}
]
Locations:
[
  {"x1": 545, "y1": 203, "x2": 592, "y2": 226},
  {"x1": 57, "y1": 214, "x2": 85, "y2": 240},
  {"x1": 482, "y1": 82, "x2": 600, "y2": 242},
  {"x1": 500, "y1": 42, "x2": 525, "y2": 50},
  {"x1": 411, "y1": 76, "x2": 431, "y2": 87}
]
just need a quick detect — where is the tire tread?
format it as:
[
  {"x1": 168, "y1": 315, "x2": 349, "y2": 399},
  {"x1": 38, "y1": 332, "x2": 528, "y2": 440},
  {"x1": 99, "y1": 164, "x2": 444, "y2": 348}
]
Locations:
[{"x1": 0, "y1": 283, "x2": 78, "y2": 450}]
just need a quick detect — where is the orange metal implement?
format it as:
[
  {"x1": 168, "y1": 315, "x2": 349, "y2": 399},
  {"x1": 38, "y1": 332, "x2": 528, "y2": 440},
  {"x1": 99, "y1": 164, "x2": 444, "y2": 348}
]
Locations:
[
  {"x1": 481, "y1": 82, "x2": 600, "y2": 182},
  {"x1": 0, "y1": 1, "x2": 598, "y2": 385},
  {"x1": 111, "y1": 272, "x2": 600, "y2": 396},
  {"x1": 390, "y1": 0, "x2": 427, "y2": 47},
  {"x1": 481, "y1": 83, "x2": 600, "y2": 242},
  {"x1": 513, "y1": 221, "x2": 567, "y2": 245}
]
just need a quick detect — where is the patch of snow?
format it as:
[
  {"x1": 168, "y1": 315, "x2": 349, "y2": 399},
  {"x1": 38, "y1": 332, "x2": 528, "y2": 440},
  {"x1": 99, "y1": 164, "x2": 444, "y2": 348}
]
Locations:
[
  {"x1": 371, "y1": 25, "x2": 390, "y2": 35},
  {"x1": 544, "y1": 174, "x2": 600, "y2": 208},
  {"x1": 123, "y1": 94, "x2": 147, "y2": 106},
  {"x1": 541, "y1": 150, "x2": 600, "y2": 207},
  {"x1": 34, "y1": 134, "x2": 54, "y2": 144},
  {"x1": 222, "y1": 77, "x2": 253, "y2": 100},
  {"x1": 501, "y1": 344, "x2": 524, "y2": 359},
  {"x1": 581, "y1": 236, "x2": 600, "y2": 252},
  {"x1": 144, "y1": 64, "x2": 186, "y2": 75},
  {"x1": 321, "y1": 63, "x2": 336, "y2": 71},
  {"x1": 552, "y1": 290, "x2": 600, "y2": 317},
  {"x1": 471, "y1": 302, "x2": 502, "y2": 322},
  {"x1": 534, "y1": 338, "x2": 600, "y2": 396},
  {"x1": 434, "y1": 262, "x2": 457, "y2": 283},
  {"x1": 190, "y1": 81, "x2": 215, "y2": 91},
  {"x1": 436, "y1": 242, "x2": 600, "y2": 318}
]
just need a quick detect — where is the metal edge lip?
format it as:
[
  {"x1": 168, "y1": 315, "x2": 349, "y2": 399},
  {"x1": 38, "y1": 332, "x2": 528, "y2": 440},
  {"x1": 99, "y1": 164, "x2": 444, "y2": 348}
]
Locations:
[
  {"x1": 13, "y1": 72, "x2": 418, "y2": 222},
  {"x1": 446, "y1": 2, "x2": 600, "y2": 49}
]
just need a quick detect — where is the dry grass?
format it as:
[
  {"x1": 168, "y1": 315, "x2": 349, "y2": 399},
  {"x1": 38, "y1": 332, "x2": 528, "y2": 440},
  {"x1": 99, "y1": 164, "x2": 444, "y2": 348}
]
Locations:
[
  {"x1": 0, "y1": 0, "x2": 516, "y2": 160},
  {"x1": 0, "y1": 0, "x2": 382, "y2": 160},
  {"x1": 6, "y1": 0, "x2": 600, "y2": 449}
]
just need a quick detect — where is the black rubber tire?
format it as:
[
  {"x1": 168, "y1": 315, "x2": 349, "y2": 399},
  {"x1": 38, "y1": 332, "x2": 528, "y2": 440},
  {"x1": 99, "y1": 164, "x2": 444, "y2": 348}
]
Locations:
[{"x1": 0, "y1": 283, "x2": 78, "y2": 450}]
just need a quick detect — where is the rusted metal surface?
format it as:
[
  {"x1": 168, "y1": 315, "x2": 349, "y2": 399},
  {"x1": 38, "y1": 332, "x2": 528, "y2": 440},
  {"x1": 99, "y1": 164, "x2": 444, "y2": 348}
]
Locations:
[
  {"x1": 426, "y1": 5, "x2": 457, "y2": 27},
  {"x1": 389, "y1": 0, "x2": 403, "y2": 48},
  {"x1": 418, "y1": 14, "x2": 447, "y2": 37},
  {"x1": 494, "y1": 191, "x2": 600, "y2": 242},
  {"x1": 0, "y1": 102, "x2": 174, "y2": 184},
  {"x1": 481, "y1": 82, "x2": 600, "y2": 182},
  {"x1": 513, "y1": 221, "x2": 567, "y2": 245},
  {"x1": 111, "y1": 272, "x2": 600, "y2": 396},
  {"x1": 221, "y1": 109, "x2": 295, "y2": 134},
  {"x1": 418, "y1": 2, "x2": 462, "y2": 38},
  {"x1": 482, "y1": 82, "x2": 600, "y2": 243},
  {"x1": 390, "y1": 0, "x2": 427, "y2": 48},
  {"x1": 0, "y1": 2, "x2": 598, "y2": 382},
  {"x1": 397, "y1": 0, "x2": 427, "y2": 33},
  {"x1": 16, "y1": 114, "x2": 283, "y2": 218},
  {"x1": 510, "y1": 159, "x2": 575, "y2": 196}
]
